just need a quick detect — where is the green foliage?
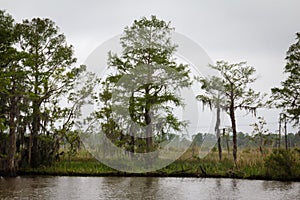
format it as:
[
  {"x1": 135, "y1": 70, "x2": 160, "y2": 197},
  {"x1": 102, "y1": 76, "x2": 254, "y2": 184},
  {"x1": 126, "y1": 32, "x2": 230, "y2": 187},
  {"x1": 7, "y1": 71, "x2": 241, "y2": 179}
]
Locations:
[
  {"x1": 0, "y1": 10, "x2": 88, "y2": 172},
  {"x1": 210, "y1": 61, "x2": 264, "y2": 112},
  {"x1": 14, "y1": 17, "x2": 85, "y2": 168},
  {"x1": 208, "y1": 61, "x2": 265, "y2": 163},
  {"x1": 271, "y1": 32, "x2": 300, "y2": 128},
  {"x1": 0, "y1": 10, "x2": 30, "y2": 176},
  {"x1": 264, "y1": 149, "x2": 299, "y2": 180},
  {"x1": 196, "y1": 76, "x2": 226, "y2": 110},
  {"x1": 0, "y1": 10, "x2": 15, "y2": 131},
  {"x1": 97, "y1": 16, "x2": 192, "y2": 153}
]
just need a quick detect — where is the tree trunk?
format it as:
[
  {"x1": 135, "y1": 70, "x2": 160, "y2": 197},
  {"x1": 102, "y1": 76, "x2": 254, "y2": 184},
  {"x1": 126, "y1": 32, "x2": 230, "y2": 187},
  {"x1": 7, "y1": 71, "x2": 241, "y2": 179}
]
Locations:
[
  {"x1": 28, "y1": 130, "x2": 32, "y2": 166},
  {"x1": 30, "y1": 64, "x2": 40, "y2": 168},
  {"x1": 29, "y1": 61, "x2": 40, "y2": 168},
  {"x1": 144, "y1": 82, "x2": 153, "y2": 168},
  {"x1": 215, "y1": 101, "x2": 222, "y2": 161},
  {"x1": 130, "y1": 124, "x2": 135, "y2": 157},
  {"x1": 144, "y1": 85, "x2": 152, "y2": 153},
  {"x1": 284, "y1": 114, "x2": 288, "y2": 151},
  {"x1": 29, "y1": 100, "x2": 40, "y2": 168},
  {"x1": 223, "y1": 128, "x2": 230, "y2": 155},
  {"x1": 7, "y1": 95, "x2": 17, "y2": 176},
  {"x1": 259, "y1": 132, "x2": 263, "y2": 155},
  {"x1": 145, "y1": 107, "x2": 152, "y2": 152},
  {"x1": 278, "y1": 115, "x2": 281, "y2": 148},
  {"x1": 129, "y1": 93, "x2": 135, "y2": 156},
  {"x1": 229, "y1": 96, "x2": 237, "y2": 164}
]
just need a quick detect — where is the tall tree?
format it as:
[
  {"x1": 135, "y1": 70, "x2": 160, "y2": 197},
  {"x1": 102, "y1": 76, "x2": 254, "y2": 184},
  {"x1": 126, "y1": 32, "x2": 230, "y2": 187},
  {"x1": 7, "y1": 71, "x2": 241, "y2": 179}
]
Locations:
[
  {"x1": 0, "y1": 10, "x2": 20, "y2": 176},
  {"x1": 0, "y1": 10, "x2": 15, "y2": 137},
  {"x1": 196, "y1": 76, "x2": 226, "y2": 161},
  {"x1": 209, "y1": 61, "x2": 264, "y2": 164},
  {"x1": 0, "y1": 9, "x2": 30, "y2": 176},
  {"x1": 16, "y1": 18, "x2": 80, "y2": 167},
  {"x1": 100, "y1": 16, "x2": 191, "y2": 154},
  {"x1": 271, "y1": 32, "x2": 300, "y2": 128}
]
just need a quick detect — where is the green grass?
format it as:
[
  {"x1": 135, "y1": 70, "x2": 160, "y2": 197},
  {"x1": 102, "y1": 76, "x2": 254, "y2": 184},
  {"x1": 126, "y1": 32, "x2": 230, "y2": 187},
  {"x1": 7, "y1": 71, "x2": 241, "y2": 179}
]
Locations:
[
  {"x1": 19, "y1": 148, "x2": 300, "y2": 181},
  {"x1": 21, "y1": 157, "x2": 117, "y2": 176}
]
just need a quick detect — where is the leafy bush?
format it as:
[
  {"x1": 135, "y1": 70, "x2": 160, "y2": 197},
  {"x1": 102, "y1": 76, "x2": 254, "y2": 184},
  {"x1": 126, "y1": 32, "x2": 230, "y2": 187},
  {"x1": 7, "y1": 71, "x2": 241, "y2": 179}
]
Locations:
[{"x1": 264, "y1": 149, "x2": 298, "y2": 180}]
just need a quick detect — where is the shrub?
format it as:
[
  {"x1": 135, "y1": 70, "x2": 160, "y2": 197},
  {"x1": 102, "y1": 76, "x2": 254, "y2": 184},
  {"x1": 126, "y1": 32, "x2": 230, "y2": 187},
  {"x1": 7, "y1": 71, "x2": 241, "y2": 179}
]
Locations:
[{"x1": 264, "y1": 149, "x2": 298, "y2": 180}]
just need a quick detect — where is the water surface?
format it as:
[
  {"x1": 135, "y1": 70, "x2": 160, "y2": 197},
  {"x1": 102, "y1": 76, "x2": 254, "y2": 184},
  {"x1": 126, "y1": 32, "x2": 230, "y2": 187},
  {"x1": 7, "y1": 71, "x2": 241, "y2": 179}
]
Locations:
[{"x1": 0, "y1": 176, "x2": 299, "y2": 200}]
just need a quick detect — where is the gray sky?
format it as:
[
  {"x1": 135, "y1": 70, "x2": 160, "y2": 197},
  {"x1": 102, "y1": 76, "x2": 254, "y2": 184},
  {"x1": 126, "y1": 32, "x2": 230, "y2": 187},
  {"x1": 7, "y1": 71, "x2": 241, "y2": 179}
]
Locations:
[{"x1": 1, "y1": 0, "x2": 299, "y2": 133}]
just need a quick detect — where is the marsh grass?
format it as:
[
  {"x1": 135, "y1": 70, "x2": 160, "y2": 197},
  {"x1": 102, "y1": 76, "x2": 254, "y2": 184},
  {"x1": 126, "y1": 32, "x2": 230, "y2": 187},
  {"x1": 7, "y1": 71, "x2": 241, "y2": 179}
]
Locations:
[{"x1": 20, "y1": 147, "x2": 300, "y2": 180}]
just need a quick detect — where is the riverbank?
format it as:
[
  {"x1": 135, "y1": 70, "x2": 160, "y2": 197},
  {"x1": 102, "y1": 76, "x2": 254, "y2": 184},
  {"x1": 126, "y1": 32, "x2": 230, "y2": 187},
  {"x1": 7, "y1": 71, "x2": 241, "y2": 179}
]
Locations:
[{"x1": 13, "y1": 148, "x2": 300, "y2": 182}]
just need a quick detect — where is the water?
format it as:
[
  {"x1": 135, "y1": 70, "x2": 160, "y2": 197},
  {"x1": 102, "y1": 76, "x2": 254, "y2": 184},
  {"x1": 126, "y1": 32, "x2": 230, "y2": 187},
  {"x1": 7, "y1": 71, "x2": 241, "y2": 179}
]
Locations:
[{"x1": 0, "y1": 176, "x2": 299, "y2": 200}]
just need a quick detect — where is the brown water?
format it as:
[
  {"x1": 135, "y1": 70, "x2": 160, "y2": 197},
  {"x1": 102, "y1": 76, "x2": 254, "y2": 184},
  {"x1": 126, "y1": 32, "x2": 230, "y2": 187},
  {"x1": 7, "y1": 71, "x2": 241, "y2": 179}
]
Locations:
[{"x1": 0, "y1": 176, "x2": 299, "y2": 200}]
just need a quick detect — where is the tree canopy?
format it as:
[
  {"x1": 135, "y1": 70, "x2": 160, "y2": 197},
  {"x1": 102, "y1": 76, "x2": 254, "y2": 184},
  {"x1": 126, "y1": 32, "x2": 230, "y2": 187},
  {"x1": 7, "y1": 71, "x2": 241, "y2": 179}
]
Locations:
[
  {"x1": 271, "y1": 33, "x2": 300, "y2": 128},
  {"x1": 208, "y1": 61, "x2": 264, "y2": 163},
  {"x1": 0, "y1": 10, "x2": 86, "y2": 175},
  {"x1": 97, "y1": 16, "x2": 191, "y2": 154}
]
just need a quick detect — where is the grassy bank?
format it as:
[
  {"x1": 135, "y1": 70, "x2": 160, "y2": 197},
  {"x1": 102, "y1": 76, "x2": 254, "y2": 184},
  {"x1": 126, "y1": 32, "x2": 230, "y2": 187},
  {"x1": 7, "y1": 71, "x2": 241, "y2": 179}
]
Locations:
[{"x1": 18, "y1": 148, "x2": 300, "y2": 181}]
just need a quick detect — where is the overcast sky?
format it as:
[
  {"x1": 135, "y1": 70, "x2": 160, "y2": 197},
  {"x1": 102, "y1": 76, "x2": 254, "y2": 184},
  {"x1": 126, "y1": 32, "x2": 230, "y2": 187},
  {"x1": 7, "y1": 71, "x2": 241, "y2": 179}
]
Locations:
[{"x1": 1, "y1": 0, "x2": 299, "y2": 133}]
